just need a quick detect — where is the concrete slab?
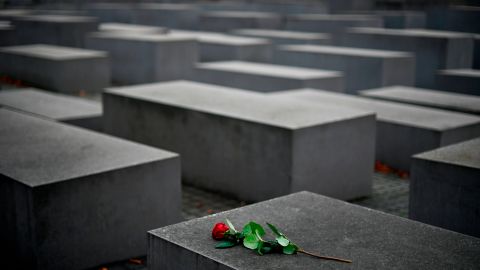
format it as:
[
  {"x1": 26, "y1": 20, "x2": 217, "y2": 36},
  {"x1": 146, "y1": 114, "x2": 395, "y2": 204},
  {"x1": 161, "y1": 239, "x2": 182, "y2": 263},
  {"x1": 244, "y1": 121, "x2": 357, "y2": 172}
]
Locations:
[
  {"x1": 170, "y1": 30, "x2": 272, "y2": 62},
  {"x1": 86, "y1": 31, "x2": 197, "y2": 84},
  {"x1": 136, "y1": 3, "x2": 199, "y2": 30},
  {"x1": 410, "y1": 137, "x2": 480, "y2": 238},
  {"x1": 199, "y1": 11, "x2": 282, "y2": 32},
  {"x1": 0, "y1": 21, "x2": 15, "y2": 46},
  {"x1": 274, "y1": 45, "x2": 415, "y2": 94},
  {"x1": 343, "y1": 28, "x2": 474, "y2": 88},
  {"x1": 0, "y1": 44, "x2": 110, "y2": 94},
  {"x1": 435, "y1": 69, "x2": 480, "y2": 96},
  {"x1": 230, "y1": 29, "x2": 331, "y2": 45},
  {"x1": 191, "y1": 61, "x2": 344, "y2": 92},
  {"x1": 0, "y1": 108, "x2": 181, "y2": 270},
  {"x1": 86, "y1": 3, "x2": 137, "y2": 23},
  {"x1": 0, "y1": 9, "x2": 33, "y2": 21},
  {"x1": 11, "y1": 14, "x2": 99, "y2": 48},
  {"x1": 270, "y1": 89, "x2": 480, "y2": 171},
  {"x1": 99, "y1": 23, "x2": 168, "y2": 34},
  {"x1": 148, "y1": 191, "x2": 480, "y2": 270},
  {"x1": 103, "y1": 80, "x2": 375, "y2": 201},
  {"x1": 474, "y1": 35, "x2": 480, "y2": 69},
  {"x1": 0, "y1": 88, "x2": 102, "y2": 130},
  {"x1": 360, "y1": 86, "x2": 480, "y2": 115},
  {"x1": 427, "y1": 5, "x2": 480, "y2": 34},
  {"x1": 377, "y1": 10, "x2": 426, "y2": 29}
]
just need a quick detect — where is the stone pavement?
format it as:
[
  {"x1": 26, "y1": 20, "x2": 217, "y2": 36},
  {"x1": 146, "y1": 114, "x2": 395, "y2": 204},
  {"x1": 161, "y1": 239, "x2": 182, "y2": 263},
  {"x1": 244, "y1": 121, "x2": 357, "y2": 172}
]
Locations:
[{"x1": 96, "y1": 171, "x2": 409, "y2": 270}]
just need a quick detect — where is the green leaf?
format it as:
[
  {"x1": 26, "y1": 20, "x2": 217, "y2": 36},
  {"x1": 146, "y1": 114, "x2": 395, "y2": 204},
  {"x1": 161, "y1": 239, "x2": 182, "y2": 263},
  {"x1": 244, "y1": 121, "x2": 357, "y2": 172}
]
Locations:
[
  {"x1": 243, "y1": 234, "x2": 259, "y2": 250},
  {"x1": 276, "y1": 236, "x2": 290, "y2": 247},
  {"x1": 215, "y1": 241, "x2": 236, "y2": 249},
  {"x1": 256, "y1": 241, "x2": 264, "y2": 255},
  {"x1": 266, "y1": 223, "x2": 282, "y2": 237},
  {"x1": 243, "y1": 221, "x2": 265, "y2": 237},
  {"x1": 226, "y1": 219, "x2": 237, "y2": 233},
  {"x1": 282, "y1": 244, "x2": 298, "y2": 255}
]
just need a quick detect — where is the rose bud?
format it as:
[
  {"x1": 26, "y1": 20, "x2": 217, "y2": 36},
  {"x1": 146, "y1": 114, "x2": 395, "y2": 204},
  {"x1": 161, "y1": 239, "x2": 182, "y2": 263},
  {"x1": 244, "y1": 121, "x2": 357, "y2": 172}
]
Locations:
[{"x1": 212, "y1": 222, "x2": 229, "y2": 240}]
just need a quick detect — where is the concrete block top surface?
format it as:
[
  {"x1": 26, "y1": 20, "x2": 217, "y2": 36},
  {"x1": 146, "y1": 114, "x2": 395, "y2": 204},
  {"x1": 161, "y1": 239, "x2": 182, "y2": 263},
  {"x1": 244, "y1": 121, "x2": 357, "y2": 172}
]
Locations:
[
  {"x1": 0, "y1": 9, "x2": 32, "y2": 17},
  {"x1": 105, "y1": 80, "x2": 372, "y2": 129},
  {"x1": 0, "y1": 88, "x2": 101, "y2": 120},
  {"x1": 195, "y1": 61, "x2": 341, "y2": 79},
  {"x1": 348, "y1": 27, "x2": 473, "y2": 39},
  {"x1": 15, "y1": 14, "x2": 97, "y2": 23},
  {"x1": 0, "y1": 44, "x2": 107, "y2": 60},
  {"x1": 439, "y1": 69, "x2": 480, "y2": 78},
  {"x1": 99, "y1": 23, "x2": 168, "y2": 34},
  {"x1": 201, "y1": 11, "x2": 280, "y2": 19},
  {"x1": 272, "y1": 89, "x2": 480, "y2": 131},
  {"x1": 0, "y1": 108, "x2": 177, "y2": 187},
  {"x1": 288, "y1": 14, "x2": 380, "y2": 22},
  {"x1": 278, "y1": 45, "x2": 411, "y2": 58},
  {"x1": 360, "y1": 86, "x2": 480, "y2": 115},
  {"x1": 149, "y1": 191, "x2": 480, "y2": 269},
  {"x1": 138, "y1": 3, "x2": 198, "y2": 10},
  {"x1": 231, "y1": 29, "x2": 330, "y2": 40},
  {"x1": 88, "y1": 31, "x2": 195, "y2": 43},
  {"x1": 170, "y1": 30, "x2": 270, "y2": 45},
  {"x1": 414, "y1": 137, "x2": 480, "y2": 170}
]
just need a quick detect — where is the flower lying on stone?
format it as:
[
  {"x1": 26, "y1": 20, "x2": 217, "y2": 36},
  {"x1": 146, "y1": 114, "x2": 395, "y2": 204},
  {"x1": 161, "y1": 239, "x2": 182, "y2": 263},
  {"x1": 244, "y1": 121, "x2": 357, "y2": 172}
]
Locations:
[{"x1": 211, "y1": 219, "x2": 351, "y2": 263}]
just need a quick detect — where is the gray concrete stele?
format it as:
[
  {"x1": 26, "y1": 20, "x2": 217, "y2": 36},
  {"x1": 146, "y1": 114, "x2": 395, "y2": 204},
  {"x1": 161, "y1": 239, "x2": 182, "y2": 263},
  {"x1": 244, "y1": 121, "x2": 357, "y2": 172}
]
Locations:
[
  {"x1": 435, "y1": 69, "x2": 480, "y2": 96},
  {"x1": 0, "y1": 108, "x2": 181, "y2": 270},
  {"x1": 148, "y1": 191, "x2": 480, "y2": 270}
]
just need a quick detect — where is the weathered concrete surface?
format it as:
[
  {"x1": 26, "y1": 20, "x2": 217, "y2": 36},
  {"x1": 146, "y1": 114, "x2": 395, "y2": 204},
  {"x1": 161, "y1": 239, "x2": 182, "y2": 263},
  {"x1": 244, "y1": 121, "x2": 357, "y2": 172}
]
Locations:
[
  {"x1": 103, "y1": 80, "x2": 375, "y2": 201},
  {"x1": 270, "y1": 89, "x2": 480, "y2": 171},
  {"x1": 148, "y1": 191, "x2": 480, "y2": 270},
  {"x1": 170, "y1": 30, "x2": 272, "y2": 62},
  {"x1": 99, "y1": 23, "x2": 168, "y2": 34},
  {"x1": 435, "y1": 69, "x2": 480, "y2": 96},
  {"x1": 11, "y1": 14, "x2": 99, "y2": 48},
  {"x1": 343, "y1": 28, "x2": 474, "y2": 88},
  {"x1": 231, "y1": 28, "x2": 331, "y2": 45},
  {"x1": 0, "y1": 44, "x2": 110, "y2": 94},
  {"x1": 199, "y1": 11, "x2": 282, "y2": 32},
  {"x1": 360, "y1": 86, "x2": 480, "y2": 115},
  {"x1": 136, "y1": 3, "x2": 199, "y2": 29},
  {"x1": 410, "y1": 138, "x2": 480, "y2": 238},
  {"x1": 191, "y1": 61, "x2": 344, "y2": 92},
  {"x1": 0, "y1": 108, "x2": 181, "y2": 270},
  {"x1": 86, "y1": 31, "x2": 197, "y2": 84},
  {"x1": 0, "y1": 88, "x2": 103, "y2": 130},
  {"x1": 274, "y1": 45, "x2": 414, "y2": 94}
]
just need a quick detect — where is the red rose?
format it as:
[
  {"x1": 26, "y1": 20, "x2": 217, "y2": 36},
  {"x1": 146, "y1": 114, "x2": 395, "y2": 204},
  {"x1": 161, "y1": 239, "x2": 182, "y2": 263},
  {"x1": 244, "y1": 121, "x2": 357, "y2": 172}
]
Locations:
[{"x1": 212, "y1": 222, "x2": 229, "y2": 240}]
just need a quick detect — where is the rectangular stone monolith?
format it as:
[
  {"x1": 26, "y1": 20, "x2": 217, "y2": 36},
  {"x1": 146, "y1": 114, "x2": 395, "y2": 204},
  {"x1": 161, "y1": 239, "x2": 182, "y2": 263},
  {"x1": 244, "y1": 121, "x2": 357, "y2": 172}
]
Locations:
[
  {"x1": 435, "y1": 69, "x2": 480, "y2": 96},
  {"x1": 230, "y1": 28, "x2": 331, "y2": 45}
]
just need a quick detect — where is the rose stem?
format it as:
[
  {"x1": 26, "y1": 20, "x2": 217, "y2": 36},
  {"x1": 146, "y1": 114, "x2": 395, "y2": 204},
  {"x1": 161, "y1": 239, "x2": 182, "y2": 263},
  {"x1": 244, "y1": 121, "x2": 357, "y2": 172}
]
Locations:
[{"x1": 298, "y1": 249, "x2": 352, "y2": 263}]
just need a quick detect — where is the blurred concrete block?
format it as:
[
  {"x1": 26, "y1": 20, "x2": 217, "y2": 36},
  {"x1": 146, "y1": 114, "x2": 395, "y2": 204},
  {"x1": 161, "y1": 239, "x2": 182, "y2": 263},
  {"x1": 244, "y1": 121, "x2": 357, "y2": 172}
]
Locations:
[
  {"x1": 231, "y1": 28, "x2": 331, "y2": 45},
  {"x1": 0, "y1": 21, "x2": 15, "y2": 46},
  {"x1": 136, "y1": 3, "x2": 199, "y2": 29},
  {"x1": 0, "y1": 44, "x2": 110, "y2": 94},
  {"x1": 270, "y1": 89, "x2": 480, "y2": 171},
  {"x1": 104, "y1": 81, "x2": 375, "y2": 201},
  {"x1": 191, "y1": 61, "x2": 343, "y2": 92},
  {"x1": 378, "y1": 11, "x2": 426, "y2": 29},
  {"x1": 86, "y1": 3, "x2": 137, "y2": 23},
  {"x1": 410, "y1": 137, "x2": 480, "y2": 238},
  {"x1": 12, "y1": 14, "x2": 99, "y2": 48},
  {"x1": 0, "y1": 108, "x2": 181, "y2": 270},
  {"x1": 99, "y1": 23, "x2": 168, "y2": 34},
  {"x1": 360, "y1": 86, "x2": 480, "y2": 115},
  {"x1": 199, "y1": 11, "x2": 282, "y2": 32},
  {"x1": 0, "y1": 88, "x2": 103, "y2": 130},
  {"x1": 343, "y1": 28, "x2": 474, "y2": 88},
  {"x1": 86, "y1": 31, "x2": 197, "y2": 84},
  {"x1": 435, "y1": 69, "x2": 480, "y2": 96},
  {"x1": 274, "y1": 45, "x2": 415, "y2": 94}
]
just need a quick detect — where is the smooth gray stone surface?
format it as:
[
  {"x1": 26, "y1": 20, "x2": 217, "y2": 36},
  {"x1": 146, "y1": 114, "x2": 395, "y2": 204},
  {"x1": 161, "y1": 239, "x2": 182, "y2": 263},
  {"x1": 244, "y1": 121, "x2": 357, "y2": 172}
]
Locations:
[
  {"x1": 99, "y1": 23, "x2": 168, "y2": 34},
  {"x1": 410, "y1": 138, "x2": 480, "y2": 238},
  {"x1": 136, "y1": 3, "x2": 199, "y2": 29},
  {"x1": 0, "y1": 21, "x2": 15, "y2": 46},
  {"x1": 0, "y1": 9, "x2": 33, "y2": 21},
  {"x1": 104, "y1": 80, "x2": 375, "y2": 201},
  {"x1": 191, "y1": 61, "x2": 344, "y2": 92},
  {"x1": 86, "y1": 31, "x2": 197, "y2": 84},
  {"x1": 0, "y1": 108, "x2": 181, "y2": 270},
  {"x1": 0, "y1": 44, "x2": 110, "y2": 93},
  {"x1": 270, "y1": 89, "x2": 480, "y2": 171},
  {"x1": 170, "y1": 30, "x2": 272, "y2": 62},
  {"x1": 474, "y1": 35, "x2": 480, "y2": 69},
  {"x1": 343, "y1": 28, "x2": 474, "y2": 88},
  {"x1": 148, "y1": 191, "x2": 480, "y2": 270},
  {"x1": 86, "y1": 3, "x2": 137, "y2": 23},
  {"x1": 360, "y1": 86, "x2": 480, "y2": 115},
  {"x1": 274, "y1": 45, "x2": 414, "y2": 94},
  {"x1": 377, "y1": 10, "x2": 426, "y2": 29},
  {"x1": 0, "y1": 88, "x2": 103, "y2": 130},
  {"x1": 230, "y1": 29, "x2": 331, "y2": 45},
  {"x1": 426, "y1": 5, "x2": 480, "y2": 34},
  {"x1": 435, "y1": 69, "x2": 480, "y2": 96},
  {"x1": 11, "y1": 14, "x2": 99, "y2": 48},
  {"x1": 199, "y1": 11, "x2": 282, "y2": 32}
]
